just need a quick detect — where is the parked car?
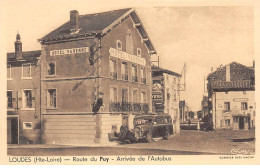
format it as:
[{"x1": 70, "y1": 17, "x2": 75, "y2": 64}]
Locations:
[{"x1": 133, "y1": 114, "x2": 173, "y2": 142}]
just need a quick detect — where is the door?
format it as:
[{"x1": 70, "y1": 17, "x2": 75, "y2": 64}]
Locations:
[
  {"x1": 7, "y1": 117, "x2": 19, "y2": 144},
  {"x1": 239, "y1": 117, "x2": 244, "y2": 130}
]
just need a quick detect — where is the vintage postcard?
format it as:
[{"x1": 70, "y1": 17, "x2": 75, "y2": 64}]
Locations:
[{"x1": 0, "y1": 0, "x2": 259, "y2": 165}]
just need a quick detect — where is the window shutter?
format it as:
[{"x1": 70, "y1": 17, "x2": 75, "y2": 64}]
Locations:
[
  {"x1": 12, "y1": 91, "x2": 17, "y2": 109},
  {"x1": 32, "y1": 90, "x2": 36, "y2": 108},
  {"x1": 17, "y1": 91, "x2": 23, "y2": 109}
]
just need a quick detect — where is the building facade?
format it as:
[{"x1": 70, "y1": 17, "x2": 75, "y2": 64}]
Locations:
[
  {"x1": 39, "y1": 8, "x2": 156, "y2": 144},
  {"x1": 7, "y1": 34, "x2": 41, "y2": 144},
  {"x1": 207, "y1": 62, "x2": 255, "y2": 130},
  {"x1": 152, "y1": 66, "x2": 181, "y2": 134}
]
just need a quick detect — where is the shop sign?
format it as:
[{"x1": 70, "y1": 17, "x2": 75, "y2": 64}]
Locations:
[
  {"x1": 50, "y1": 47, "x2": 89, "y2": 56},
  {"x1": 109, "y1": 48, "x2": 146, "y2": 66},
  {"x1": 233, "y1": 98, "x2": 248, "y2": 102}
]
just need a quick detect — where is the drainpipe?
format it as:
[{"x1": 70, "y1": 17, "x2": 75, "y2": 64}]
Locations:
[{"x1": 214, "y1": 92, "x2": 216, "y2": 129}]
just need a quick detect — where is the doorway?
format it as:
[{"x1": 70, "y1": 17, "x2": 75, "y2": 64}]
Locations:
[
  {"x1": 7, "y1": 116, "x2": 19, "y2": 144},
  {"x1": 239, "y1": 116, "x2": 244, "y2": 130}
]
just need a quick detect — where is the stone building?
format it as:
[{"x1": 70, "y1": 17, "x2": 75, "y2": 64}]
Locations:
[
  {"x1": 207, "y1": 62, "x2": 255, "y2": 130},
  {"x1": 39, "y1": 8, "x2": 156, "y2": 144},
  {"x1": 152, "y1": 66, "x2": 181, "y2": 134},
  {"x1": 7, "y1": 34, "x2": 41, "y2": 144}
]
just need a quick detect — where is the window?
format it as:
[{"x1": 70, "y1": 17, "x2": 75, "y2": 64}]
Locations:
[
  {"x1": 137, "y1": 48, "x2": 141, "y2": 57},
  {"x1": 223, "y1": 102, "x2": 230, "y2": 111},
  {"x1": 122, "y1": 88, "x2": 128, "y2": 103},
  {"x1": 7, "y1": 91, "x2": 13, "y2": 108},
  {"x1": 174, "y1": 90, "x2": 177, "y2": 101},
  {"x1": 47, "y1": 89, "x2": 57, "y2": 108},
  {"x1": 241, "y1": 102, "x2": 248, "y2": 110},
  {"x1": 126, "y1": 30, "x2": 134, "y2": 54},
  {"x1": 131, "y1": 64, "x2": 138, "y2": 82},
  {"x1": 140, "y1": 67, "x2": 146, "y2": 84},
  {"x1": 225, "y1": 119, "x2": 230, "y2": 126},
  {"x1": 110, "y1": 87, "x2": 117, "y2": 102},
  {"x1": 23, "y1": 90, "x2": 32, "y2": 108},
  {"x1": 23, "y1": 122, "x2": 33, "y2": 129},
  {"x1": 110, "y1": 59, "x2": 117, "y2": 79},
  {"x1": 121, "y1": 62, "x2": 128, "y2": 80},
  {"x1": 132, "y1": 90, "x2": 138, "y2": 103},
  {"x1": 47, "y1": 62, "x2": 56, "y2": 76},
  {"x1": 141, "y1": 91, "x2": 146, "y2": 103},
  {"x1": 116, "y1": 40, "x2": 122, "y2": 50},
  {"x1": 7, "y1": 65, "x2": 11, "y2": 79},
  {"x1": 22, "y1": 63, "x2": 31, "y2": 78}
]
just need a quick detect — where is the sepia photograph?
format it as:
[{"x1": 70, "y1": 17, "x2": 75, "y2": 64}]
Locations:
[{"x1": 0, "y1": 0, "x2": 259, "y2": 165}]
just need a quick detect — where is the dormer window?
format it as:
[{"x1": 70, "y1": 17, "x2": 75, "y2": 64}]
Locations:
[
  {"x1": 137, "y1": 48, "x2": 141, "y2": 57},
  {"x1": 116, "y1": 40, "x2": 122, "y2": 50}
]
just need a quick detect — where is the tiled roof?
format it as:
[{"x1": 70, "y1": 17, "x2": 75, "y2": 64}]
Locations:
[
  {"x1": 39, "y1": 8, "x2": 157, "y2": 54},
  {"x1": 7, "y1": 50, "x2": 41, "y2": 61},
  {"x1": 152, "y1": 66, "x2": 181, "y2": 77},
  {"x1": 41, "y1": 8, "x2": 132, "y2": 41},
  {"x1": 207, "y1": 62, "x2": 255, "y2": 91}
]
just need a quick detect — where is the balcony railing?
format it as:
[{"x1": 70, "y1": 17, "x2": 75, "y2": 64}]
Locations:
[
  {"x1": 122, "y1": 74, "x2": 128, "y2": 81},
  {"x1": 110, "y1": 72, "x2": 117, "y2": 79},
  {"x1": 109, "y1": 102, "x2": 149, "y2": 113},
  {"x1": 132, "y1": 76, "x2": 138, "y2": 82},
  {"x1": 141, "y1": 78, "x2": 146, "y2": 84}
]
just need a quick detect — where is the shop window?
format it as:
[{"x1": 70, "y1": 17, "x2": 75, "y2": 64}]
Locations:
[
  {"x1": 7, "y1": 64, "x2": 11, "y2": 79},
  {"x1": 48, "y1": 62, "x2": 56, "y2": 76},
  {"x1": 23, "y1": 90, "x2": 32, "y2": 108},
  {"x1": 22, "y1": 63, "x2": 32, "y2": 78},
  {"x1": 241, "y1": 102, "x2": 248, "y2": 110},
  {"x1": 116, "y1": 40, "x2": 122, "y2": 50},
  {"x1": 47, "y1": 89, "x2": 57, "y2": 108},
  {"x1": 23, "y1": 122, "x2": 33, "y2": 129},
  {"x1": 137, "y1": 48, "x2": 141, "y2": 57},
  {"x1": 223, "y1": 102, "x2": 230, "y2": 111},
  {"x1": 7, "y1": 91, "x2": 13, "y2": 108},
  {"x1": 109, "y1": 59, "x2": 117, "y2": 79},
  {"x1": 126, "y1": 30, "x2": 134, "y2": 54}
]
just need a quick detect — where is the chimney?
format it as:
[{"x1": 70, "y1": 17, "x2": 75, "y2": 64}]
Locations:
[
  {"x1": 14, "y1": 33, "x2": 22, "y2": 60},
  {"x1": 226, "y1": 64, "x2": 230, "y2": 82},
  {"x1": 70, "y1": 10, "x2": 79, "y2": 33}
]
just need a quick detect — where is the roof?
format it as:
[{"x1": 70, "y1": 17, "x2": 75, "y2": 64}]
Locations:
[
  {"x1": 207, "y1": 62, "x2": 255, "y2": 91},
  {"x1": 39, "y1": 8, "x2": 156, "y2": 54},
  {"x1": 152, "y1": 65, "x2": 181, "y2": 77},
  {"x1": 7, "y1": 50, "x2": 41, "y2": 62}
]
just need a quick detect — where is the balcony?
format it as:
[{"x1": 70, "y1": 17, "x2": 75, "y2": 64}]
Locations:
[
  {"x1": 132, "y1": 76, "x2": 138, "y2": 82},
  {"x1": 110, "y1": 72, "x2": 117, "y2": 79},
  {"x1": 141, "y1": 78, "x2": 146, "y2": 84},
  {"x1": 122, "y1": 74, "x2": 128, "y2": 81}
]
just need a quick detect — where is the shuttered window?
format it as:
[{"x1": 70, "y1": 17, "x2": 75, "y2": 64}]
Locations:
[
  {"x1": 47, "y1": 89, "x2": 57, "y2": 108},
  {"x1": 22, "y1": 63, "x2": 31, "y2": 78},
  {"x1": 7, "y1": 91, "x2": 13, "y2": 108}
]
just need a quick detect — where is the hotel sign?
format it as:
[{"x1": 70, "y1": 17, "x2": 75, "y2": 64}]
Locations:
[
  {"x1": 109, "y1": 48, "x2": 146, "y2": 66},
  {"x1": 50, "y1": 47, "x2": 89, "y2": 56},
  {"x1": 233, "y1": 98, "x2": 248, "y2": 102}
]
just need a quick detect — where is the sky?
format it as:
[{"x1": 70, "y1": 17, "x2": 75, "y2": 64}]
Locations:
[{"x1": 0, "y1": 0, "x2": 254, "y2": 111}]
